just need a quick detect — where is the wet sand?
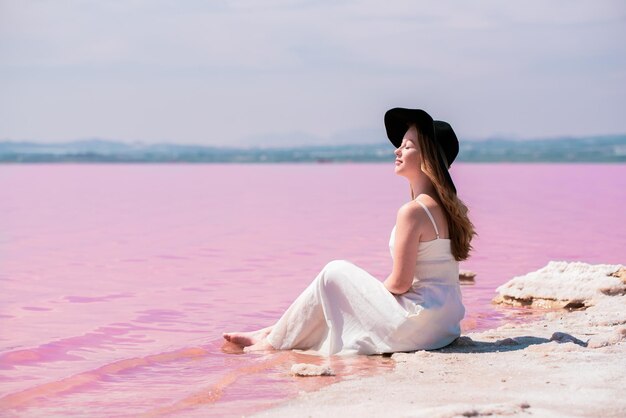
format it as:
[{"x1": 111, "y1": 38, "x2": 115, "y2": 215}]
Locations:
[{"x1": 252, "y1": 261, "x2": 626, "y2": 418}]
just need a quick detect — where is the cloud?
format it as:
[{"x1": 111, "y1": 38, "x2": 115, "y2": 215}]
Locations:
[{"x1": 0, "y1": 0, "x2": 625, "y2": 144}]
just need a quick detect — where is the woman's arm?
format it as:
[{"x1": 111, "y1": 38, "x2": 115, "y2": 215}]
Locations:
[{"x1": 383, "y1": 203, "x2": 422, "y2": 295}]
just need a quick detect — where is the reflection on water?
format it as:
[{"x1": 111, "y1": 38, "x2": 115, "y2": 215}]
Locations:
[
  {"x1": 1, "y1": 337, "x2": 395, "y2": 417},
  {"x1": 1, "y1": 163, "x2": 624, "y2": 416}
]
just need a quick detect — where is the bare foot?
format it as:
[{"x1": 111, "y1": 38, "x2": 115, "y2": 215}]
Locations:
[
  {"x1": 222, "y1": 330, "x2": 256, "y2": 347},
  {"x1": 243, "y1": 336, "x2": 275, "y2": 353},
  {"x1": 223, "y1": 326, "x2": 273, "y2": 347}
]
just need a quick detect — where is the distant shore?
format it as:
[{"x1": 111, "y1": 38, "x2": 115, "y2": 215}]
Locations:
[
  {"x1": 1, "y1": 135, "x2": 625, "y2": 163},
  {"x1": 252, "y1": 261, "x2": 626, "y2": 418}
]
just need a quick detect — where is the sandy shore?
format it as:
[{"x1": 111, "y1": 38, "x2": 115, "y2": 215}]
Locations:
[{"x1": 252, "y1": 261, "x2": 626, "y2": 418}]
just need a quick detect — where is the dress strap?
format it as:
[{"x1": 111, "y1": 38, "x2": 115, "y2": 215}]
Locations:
[{"x1": 415, "y1": 199, "x2": 440, "y2": 238}]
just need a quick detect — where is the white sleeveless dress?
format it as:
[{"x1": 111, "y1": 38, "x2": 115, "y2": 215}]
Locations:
[{"x1": 265, "y1": 199, "x2": 465, "y2": 356}]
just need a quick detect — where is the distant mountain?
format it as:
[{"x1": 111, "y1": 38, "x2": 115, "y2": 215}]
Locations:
[
  {"x1": 1, "y1": 135, "x2": 624, "y2": 163},
  {"x1": 236, "y1": 128, "x2": 383, "y2": 148},
  {"x1": 459, "y1": 135, "x2": 626, "y2": 162}
]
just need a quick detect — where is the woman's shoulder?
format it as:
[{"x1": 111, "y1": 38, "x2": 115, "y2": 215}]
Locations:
[
  {"x1": 397, "y1": 194, "x2": 438, "y2": 214},
  {"x1": 396, "y1": 199, "x2": 430, "y2": 226},
  {"x1": 396, "y1": 194, "x2": 449, "y2": 238}
]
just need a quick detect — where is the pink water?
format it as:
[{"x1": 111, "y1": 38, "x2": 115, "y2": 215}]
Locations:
[{"x1": 1, "y1": 163, "x2": 624, "y2": 416}]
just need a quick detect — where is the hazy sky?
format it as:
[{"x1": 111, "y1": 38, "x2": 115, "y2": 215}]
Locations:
[{"x1": 1, "y1": 0, "x2": 625, "y2": 146}]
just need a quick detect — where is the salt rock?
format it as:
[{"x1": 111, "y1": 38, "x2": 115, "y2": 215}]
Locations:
[
  {"x1": 391, "y1": 350, "x2": 432, "y2": 361},
  {"x1": 610, "y1": 266, "x2": 626, "y2": 283},
  {"x1": 525, "y1": 341, "x2": 586, "y2": 352},
  {"x1": 585, "y1": 295, "x2": 626, "y2": 326},
  {"x1": 413, "y1": 349, "x2": 432, "y2": 357},
  {"x1": 492, "y1": 261, "x2": 625, "y2": 309},
  {"x1": 587, "y1": 327, "x2": 626, "y2": 348},
  {"x1": 413, "y1": 401, "x2": 531, "y2": 418},
  {"x1": 290, "y1": 363, "x2": 335, "y2": 376},
  {"x1": 459, "y1": 269, "x2": 476, "y2": 282}
]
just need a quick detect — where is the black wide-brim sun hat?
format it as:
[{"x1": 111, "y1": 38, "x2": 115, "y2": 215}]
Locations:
[{"x1": 384, "y1": 107, "x2": 459, "y2": 195}]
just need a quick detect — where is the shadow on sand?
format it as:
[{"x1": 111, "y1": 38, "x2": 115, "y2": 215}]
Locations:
[{"x1": 381, "y1": 331, "x2": 588, "y2": 356}]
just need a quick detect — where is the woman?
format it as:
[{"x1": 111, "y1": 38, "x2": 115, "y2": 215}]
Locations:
[{"x1": 223, "y1": 108, "x2": 477, "y2": 356}]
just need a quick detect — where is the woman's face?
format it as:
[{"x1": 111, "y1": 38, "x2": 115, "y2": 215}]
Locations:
[{"x1": 394, "y1": 124, "x2": 422, "y2": 175}]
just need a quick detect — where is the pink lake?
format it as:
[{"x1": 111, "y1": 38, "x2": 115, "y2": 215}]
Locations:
[{"x1": 1, "y1": 163, "x2": 624, "y2": 416}]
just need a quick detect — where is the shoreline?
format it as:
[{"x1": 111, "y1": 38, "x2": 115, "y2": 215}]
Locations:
[{"x1": 251, "y1": 261, "x2": 626, "y2": 418}]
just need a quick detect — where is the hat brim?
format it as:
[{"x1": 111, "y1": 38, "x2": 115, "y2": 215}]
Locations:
[
  {"x1": 384, "y1": 108, "x2": 457, "y2": 195},
  {"x1": 384, "y1": 108, "x2": 435, "y2": 148}
]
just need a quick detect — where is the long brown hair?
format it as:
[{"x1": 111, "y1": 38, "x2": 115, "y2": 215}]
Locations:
[{"x1": 409, "y1": 123, "x2": 477, "y2": 261}]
